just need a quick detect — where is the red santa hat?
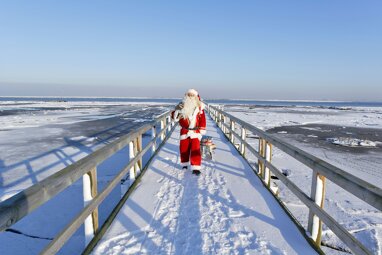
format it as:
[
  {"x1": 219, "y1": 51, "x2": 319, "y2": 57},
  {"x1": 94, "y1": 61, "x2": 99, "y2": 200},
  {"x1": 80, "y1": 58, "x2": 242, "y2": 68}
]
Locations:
[{"x1": 186, "y1": 88, "x2": 203, "y2": 108}]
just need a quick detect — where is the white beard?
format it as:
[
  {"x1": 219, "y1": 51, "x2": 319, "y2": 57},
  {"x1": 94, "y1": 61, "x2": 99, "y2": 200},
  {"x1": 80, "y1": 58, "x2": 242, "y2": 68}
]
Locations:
[{"x1": 182, "y1": 96, "x2": 199, "y2": 120}]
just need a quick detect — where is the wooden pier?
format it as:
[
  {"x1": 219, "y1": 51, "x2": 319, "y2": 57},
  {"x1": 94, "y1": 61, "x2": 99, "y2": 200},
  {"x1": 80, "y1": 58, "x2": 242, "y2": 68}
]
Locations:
[{"x1": 0, "y1": 104, "x2": 380, "y2": 255}]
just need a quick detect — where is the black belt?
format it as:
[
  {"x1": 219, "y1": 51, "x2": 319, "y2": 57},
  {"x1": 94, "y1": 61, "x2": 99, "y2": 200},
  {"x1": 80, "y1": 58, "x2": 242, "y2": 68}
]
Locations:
[{"x1": 185, "y1": 127, "x2": 199, "y2": 130}]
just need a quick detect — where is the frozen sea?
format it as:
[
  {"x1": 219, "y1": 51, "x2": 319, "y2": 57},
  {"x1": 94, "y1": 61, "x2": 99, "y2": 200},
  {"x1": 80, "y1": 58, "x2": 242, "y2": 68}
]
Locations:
[
  {"x1": 222, "y1": 103, "x2": 382, "y2": 255},
  {"x1": 0, "y1": 97, "x2": 381, "y2": 254}
]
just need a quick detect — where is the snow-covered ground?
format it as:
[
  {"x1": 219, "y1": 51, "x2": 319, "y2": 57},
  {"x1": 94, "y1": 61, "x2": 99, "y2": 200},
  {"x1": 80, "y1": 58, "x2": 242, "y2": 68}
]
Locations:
[
  {"x1": 93, "y1": 117, "x2": 318, "y2": 255},
  {"x1": 0, "y1": 100, "x2": 173, "y2": 130},
  {"x1": 1, "y1": 100, "x2": 381, "y2": 254},
  {"x1": 0, "y1": 100, "x2": 172, "y2": 199},
  {"x1": 224, "y1": 104, "x2": 382, "y2": 255},
  {"x1": 0, "y1": 100, "x2": 172, "y2": 254}
]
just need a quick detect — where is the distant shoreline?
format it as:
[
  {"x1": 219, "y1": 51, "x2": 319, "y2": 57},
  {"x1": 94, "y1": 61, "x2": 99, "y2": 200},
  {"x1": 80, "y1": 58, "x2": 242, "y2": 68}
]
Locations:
[
  {"x1": 0, "y1": 95, "x2": 380, "y2": 103},
  {"x1": 0, "y1": 96, "x2": 382, "y2": 108}
]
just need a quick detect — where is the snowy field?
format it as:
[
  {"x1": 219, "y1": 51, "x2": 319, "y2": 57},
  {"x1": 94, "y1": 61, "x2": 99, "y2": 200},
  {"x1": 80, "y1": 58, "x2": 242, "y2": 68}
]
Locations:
[
  {"x1": 224, "y1": 104, "x2": 382, "y2": 255},
  {"x1": 0, "y1": 99, "x2": 172, "y2": 254},
  {"x1": 0, "y1": 99, "x2": 381, "y2": 254}
]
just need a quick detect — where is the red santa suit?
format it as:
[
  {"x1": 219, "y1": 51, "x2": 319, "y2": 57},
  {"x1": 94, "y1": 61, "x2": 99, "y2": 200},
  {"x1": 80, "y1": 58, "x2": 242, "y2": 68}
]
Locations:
[{"x1": 172, "y1": 103, "x2": 207, "y2": 171}]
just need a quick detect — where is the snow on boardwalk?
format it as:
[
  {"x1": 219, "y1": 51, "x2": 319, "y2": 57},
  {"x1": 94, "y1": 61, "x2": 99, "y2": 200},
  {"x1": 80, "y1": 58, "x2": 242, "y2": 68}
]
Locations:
[{"x1": 92, "y1": 116, "x2": 318, "y2": 255}]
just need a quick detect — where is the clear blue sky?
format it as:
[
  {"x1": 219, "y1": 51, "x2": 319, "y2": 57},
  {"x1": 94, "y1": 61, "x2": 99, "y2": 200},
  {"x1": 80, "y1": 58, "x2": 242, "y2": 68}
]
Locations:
[{"x1": 0, "y1": 1, "x2": 381, "y2": 100}]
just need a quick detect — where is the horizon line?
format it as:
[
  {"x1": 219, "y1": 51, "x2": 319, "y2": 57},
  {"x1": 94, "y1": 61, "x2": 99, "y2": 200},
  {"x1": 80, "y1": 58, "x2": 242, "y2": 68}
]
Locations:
[{"x1": 0, "y1": 95, "x2": 381, "y2": 103}]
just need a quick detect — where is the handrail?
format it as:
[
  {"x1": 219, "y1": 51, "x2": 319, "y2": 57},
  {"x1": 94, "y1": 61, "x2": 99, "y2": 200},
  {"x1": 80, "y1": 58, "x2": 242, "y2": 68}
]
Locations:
[
  {"x1": 209, "y1": 105, "x2": 382, "y2": 210},
  {"x1": 207, "y1": 104, "x2": 381, "y2": 255},
  {"x1": 0, "y1": 110, "x2": 176, "y2": 254}
]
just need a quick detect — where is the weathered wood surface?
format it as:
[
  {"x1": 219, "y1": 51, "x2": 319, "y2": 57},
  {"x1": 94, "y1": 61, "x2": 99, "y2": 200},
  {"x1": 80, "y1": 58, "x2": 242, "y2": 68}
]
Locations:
[{"x1": 89, "y1": 167, "x2": 99, "y2": 234}]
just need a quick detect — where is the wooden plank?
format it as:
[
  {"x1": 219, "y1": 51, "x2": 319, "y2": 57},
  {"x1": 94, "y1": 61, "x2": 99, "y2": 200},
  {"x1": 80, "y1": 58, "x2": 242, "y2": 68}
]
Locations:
[
  {"x1": 133, "y1": 138, "x2": 140, "y2": 174},
  {"x1": 230, "y1": 120, "x2": 235, "y2": 143},
  {"x1": 151, "y1": 126, "x2": 157, "y2": 153},
  {"x1": 308, "y1": 172, "x2": 326, "y2": 246},
  {"x1": 160, "y1": 119, "x2": 165, "y2": 141},
  {"x1": 129, "y1": 141, "x2": 136, "y2": 183},
  {"x1": 240, "y1": 127, "x2": 246, "y2": 156},
  {"x1": 264, "y1": 142, "x2": 272, "y2": 187},
  {"x1": 258, "y1": 138, "x2": 264, "y2": 176},
  {"x1": 88, "y1": 167, "x2": 99, "y2": 233},
  {"x1": 137, "y1": 135, "x2": 143, "y2": 171},
  {"x1": 308, "y1": 170, "x2": 319, "y2": 237}
]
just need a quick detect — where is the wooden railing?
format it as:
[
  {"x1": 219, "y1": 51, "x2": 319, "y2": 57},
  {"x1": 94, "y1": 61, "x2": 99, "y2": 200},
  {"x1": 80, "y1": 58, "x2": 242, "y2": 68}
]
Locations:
[
  {"x1": 207, "y1": 104, "x2": 382, "y2": 255},
  {"x1": 0, "y1": 110, "x2": 176, "y2": 254}
]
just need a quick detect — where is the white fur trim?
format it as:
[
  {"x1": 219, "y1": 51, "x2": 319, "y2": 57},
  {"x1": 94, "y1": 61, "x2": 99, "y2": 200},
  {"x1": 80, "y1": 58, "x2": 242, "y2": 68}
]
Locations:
[
  {"x1": 180, "y1": 132, "x2": 202, "y2": 140},
  {"x1": 180, "y1": 134, "x2": 188, "y2": 140},
  {"x1": 188, "y1": 107, "x2": 199, "y2": 129},
  {"x1": 173, "y1": 110, "x2": 181, "y2": 121},
  {"x1": 181, "y1": 162, "x2": 189, "y2": 166},
  {"x1": 191, "y1": 165, "x2": 201, "y2": 170},
  {"x1": 186, "y1": 89, "x2": 198, "y2": 96},
  {"x1": 200, "y1": 129, "x2": 207, "y2": 135},
  {"x1": 189, "y1": 132, "x2": 202, "y2": 140}
]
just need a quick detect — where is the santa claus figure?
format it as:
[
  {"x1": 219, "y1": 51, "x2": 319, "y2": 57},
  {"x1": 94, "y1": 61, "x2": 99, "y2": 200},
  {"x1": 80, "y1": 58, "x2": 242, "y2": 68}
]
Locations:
[{"x1": 172, "y1": 89, "x2": 206, "y2": 175}]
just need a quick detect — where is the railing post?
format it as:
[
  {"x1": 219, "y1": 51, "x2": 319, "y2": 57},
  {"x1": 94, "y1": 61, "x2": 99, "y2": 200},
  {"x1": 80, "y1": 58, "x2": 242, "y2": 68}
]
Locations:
[
  {"x1": 160, "y1": 119, "x2": 165, "y2": 141},
  {"x1": 171, "y1": 114, "x2": 175, "y2": 127},
  {"x1": 129, "y1": 141, "x2": 135, "y2": 185},
  {"x1": 219, "y1": 106, "x2": 223, "y2": 129},
  {"x1": 120, "y1": 136, "x2": 141, "y2": 197},
  {"x1": 217, "y1": 107, "x2": 221, "y2": 128},
  {"x1": 258, "y1": 138, "x2": 265, "y2": 175},
  {"x1": 218, "y1": 109, "x2": 221, "y2": 127},
  {"x1": 221, "y1": 115, "x2": 225, "y2": 133},
  {"x1": 263, "y1": 142, "x2": 272, "y2": 187},
  {"x1": 82, "y1": 166, "x2": 98, "y2": 247},
  {"x1": 151, "y1": 126, "x2": 157, "y2": 153},
  {"x1": 222, "y1": 116, "x2": 226, "y2": 134},
  {"x1": 167, "y1": 116, "x2": 171, "y2": 132},
  {"x1": 240, "y1": 127, "x2": 246, "y2": 156},
  {"x1": 308, "y1": 171, "x2": 326, "y2": 246},
  {"x1": 135, "y1": 135, "x2": 142, "y2": 176},
  {"x1": 230, "y1": 120, "x2": 235, "y2": 143}
]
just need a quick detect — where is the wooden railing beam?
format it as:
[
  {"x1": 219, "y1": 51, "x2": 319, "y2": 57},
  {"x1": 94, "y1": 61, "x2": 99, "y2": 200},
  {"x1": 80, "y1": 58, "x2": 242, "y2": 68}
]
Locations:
[
  {"x1": 41, "y1": 117, "x2": 176, "y2": 254},
  {"x1": 0, "y1": 111, "x2": 174, "y2": 254},
  {"x1": 210, "y1": 105, "x2": 382, "y2": 211},
  {"x1": 208, "y1": 104, "x2": 376, "y2": 255}
]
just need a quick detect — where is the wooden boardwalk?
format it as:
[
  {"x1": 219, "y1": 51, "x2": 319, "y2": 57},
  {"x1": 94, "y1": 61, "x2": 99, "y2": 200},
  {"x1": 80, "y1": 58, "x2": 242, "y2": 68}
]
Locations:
[
  {"x1": 2, "y1": 106, "x2": 378, "y2": 254},
  {"x1": 91, "y1": 116, "x2": 318, "y2": 254}
]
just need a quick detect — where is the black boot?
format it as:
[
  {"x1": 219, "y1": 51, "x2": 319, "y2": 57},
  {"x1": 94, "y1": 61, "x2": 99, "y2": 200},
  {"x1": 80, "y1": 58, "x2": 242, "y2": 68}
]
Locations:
[
  {"x1": 182, "y1": 166, "x2": 188, "y2": 170},
  {"x1": 192, "y1": 170, "x2": 201, "y2": 176}
]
